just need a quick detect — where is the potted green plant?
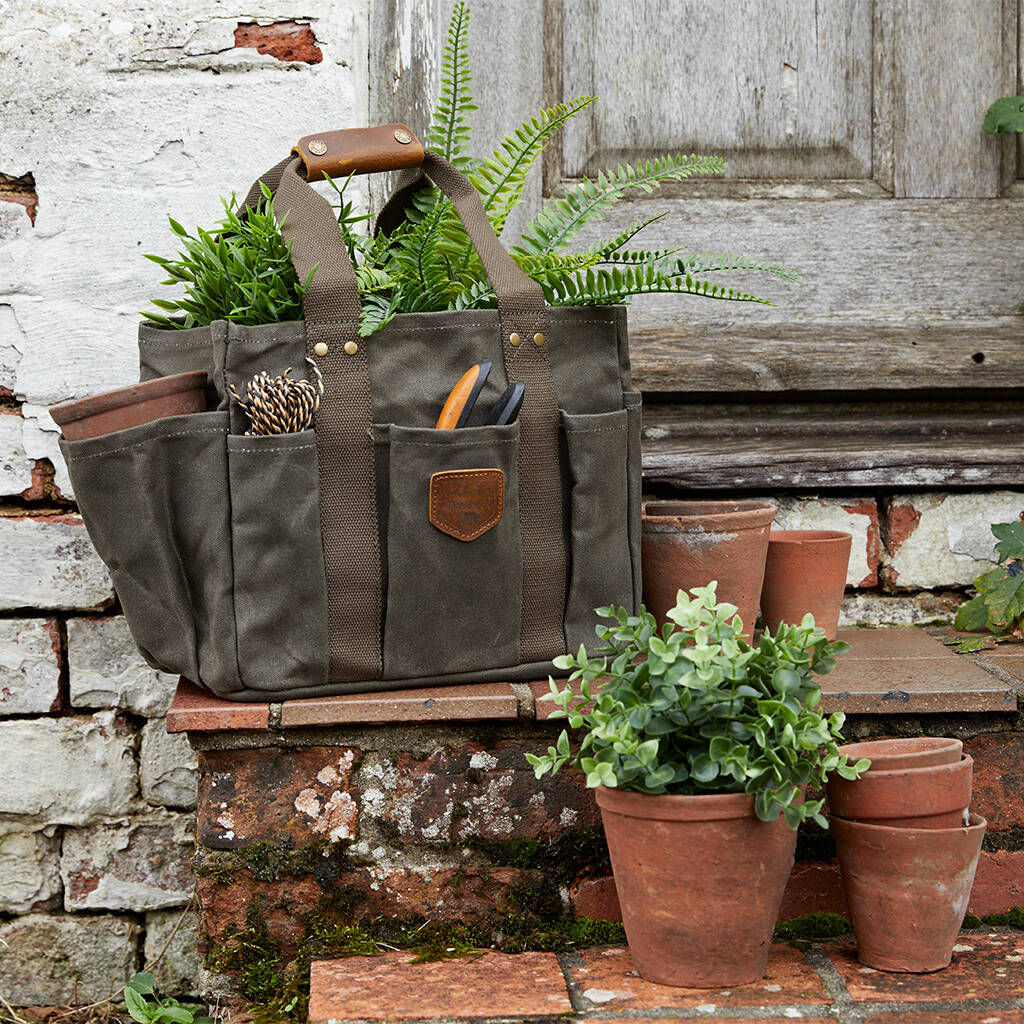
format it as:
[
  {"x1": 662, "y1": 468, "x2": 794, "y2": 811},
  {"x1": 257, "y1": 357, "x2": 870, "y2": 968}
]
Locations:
[{"x1": 527, "y1": 583, "x2": 866, "y2": 988}]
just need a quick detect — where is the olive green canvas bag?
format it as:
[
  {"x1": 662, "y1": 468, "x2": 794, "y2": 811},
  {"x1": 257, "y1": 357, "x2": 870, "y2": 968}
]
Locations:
[{"x1": 61, "y1": 127, "x2": 642, "y2": 701}]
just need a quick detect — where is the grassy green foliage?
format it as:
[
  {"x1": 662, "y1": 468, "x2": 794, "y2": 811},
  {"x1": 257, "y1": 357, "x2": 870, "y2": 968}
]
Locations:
[
  {"x1": 950, "y1": 516, "x2": 1024, "y2": 650},
  {"x1": 527, "y1": 584, "x2": 868, "y2": 829},
  {"x1": 145, "y1": 1, "x2": 795, "y2": 335},
  {"x1": 774, "y1": 912, "x2": 851, "y2": 942},
  {"x1": 123, "y1": 972, "x2": 217, "y2": 1024}
]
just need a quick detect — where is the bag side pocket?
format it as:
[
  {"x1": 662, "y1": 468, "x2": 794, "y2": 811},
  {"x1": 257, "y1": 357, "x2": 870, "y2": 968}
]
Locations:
[
  {"x1": 562, "y1": 405, "x2": 633, "y2": 652},
  {"x1": 226, "y1": 431, "x2": 329, "y2": 692},
  {"x1": 60, "y1": 411, "x2": 240, "y2": 693},
  {"x1": 380, "y1": 421, "x2": 521, "y2": 679}
]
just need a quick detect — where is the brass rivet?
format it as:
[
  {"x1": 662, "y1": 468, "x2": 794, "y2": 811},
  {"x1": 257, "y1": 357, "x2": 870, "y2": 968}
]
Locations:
[
  {"x1": 509, "y1": 332, "x2": 522, "y2": 347},
  {"x1": 344, "y1": 340, "x2": 359, "y2": 356},
  {"x1": 308, "y1": 140, "x2": 328, "y2": 156},
  {"x1": 533, "y1": 332, "x2": 545, "y2": 347},
  {"x1": 313, "y1": 342, "x2": 329, "y2": 357},
  {"x1": 394, "y1": 128, "x2": 413, "y2": 145}
]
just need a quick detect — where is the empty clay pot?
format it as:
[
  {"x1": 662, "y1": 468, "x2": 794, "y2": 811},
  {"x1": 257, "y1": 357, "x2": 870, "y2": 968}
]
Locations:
[
  {"x1": 596, "y1": 786, "x2": 797, "y2": 987},
  {"x1": 832, "y1": 813, "x2": 986, "y2": 972},
  {"x1": 759, "y1": 529, "x2": 852, "y2": 641},
  {"x1": 50, "y1": 371, "x2": 208, "y2": 441},
  {"x1": 641, "y1": 500, "x2": 776, "y2": 635},
  {"x1": 836, "y1": 737, "x2": 963, "y2": 773},
  {"x1": 826, "y1": 754, "x2": 973, "y2": 828}
]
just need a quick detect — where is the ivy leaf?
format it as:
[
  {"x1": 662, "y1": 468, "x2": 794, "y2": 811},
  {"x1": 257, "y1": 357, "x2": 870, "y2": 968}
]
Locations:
[
  {"x1": 983, "y1": 94, "x2": 1024, "y2": 134},
  {"x1": 974, "y1": 567, "x2": 1024, "y2": 629},
  {"x1": 992, "y1": 520, "x2": 1024, "y2": 561},
  {"x1": 954, "y1": 593, "x2": 991, "y2": 632},
  {"x1": 124, "y1": 987, "x2": 154, "y2": 1024}
]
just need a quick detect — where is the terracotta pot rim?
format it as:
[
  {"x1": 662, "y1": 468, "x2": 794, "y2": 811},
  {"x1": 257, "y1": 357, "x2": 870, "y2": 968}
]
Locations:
[
  {"x1": 641, "y1": 500, "x2": 777, "y2": 532},
  {"x1": 49, "y1": 371, "x2": 208, "y2": 426},
  {"x1": 836, "y1": 753, "x2": 972, "y2": 781},
  {"x1": 595, "y1": 786, "x2": 765, "y2": 821},
  {"x1": 831, "y1": 811, "x2": 986, "y2": 836},
  {"x1": 837, "y1": 737, "x2": 963, "y2": 770},
  {"x1": 768, "y1": 529, "x2": 854, "y2": 545}
]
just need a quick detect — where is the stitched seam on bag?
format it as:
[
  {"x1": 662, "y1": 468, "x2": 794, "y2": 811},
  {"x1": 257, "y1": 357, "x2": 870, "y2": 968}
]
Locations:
[
  {"x1": 67, "y1": 427, "x2": 228, "y2": 460},
  {"x1": 566, "y1": 424, "x2": 627, "y2": 434},
  {"x1": 430, "y1": 470, "x2": 504, "y2": 541},
  {"x1": 230, "y1": 443, "x2": 316, "y2": 453},
  {"x1": 396, "y1": 438, "x2": 517, "y2": 449}
]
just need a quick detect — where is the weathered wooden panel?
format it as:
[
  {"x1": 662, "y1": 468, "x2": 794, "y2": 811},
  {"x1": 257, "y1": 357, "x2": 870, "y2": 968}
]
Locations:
[
  {"x1": 631, "y1": 320, "x2": 1024, "y2": 392},
  {"x1": 892, "y1": 0, "x2": 1015, "y2": 197},
  {"x1": 368, "y1": 0, "x2": 547, "y2": 239},
  {"x1": 567, "y1": 196, "x2": 1024, "y2": 328},
  {"x1": 560, "y1": 0, "x2": 874, "y2": 180},
  {"x1": 642, "y1": 398, "x2": 1024, "y2": 489}
]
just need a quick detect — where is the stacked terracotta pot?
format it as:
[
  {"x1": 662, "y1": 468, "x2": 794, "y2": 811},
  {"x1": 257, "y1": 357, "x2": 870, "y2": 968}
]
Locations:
[{"x1": 825, "y1": 737, "x2": 986, "y2": 973}]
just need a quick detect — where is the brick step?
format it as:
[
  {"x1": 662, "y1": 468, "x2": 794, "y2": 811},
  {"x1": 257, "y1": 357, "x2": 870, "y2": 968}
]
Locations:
[{"x1": 306, "y1": 932, "x2": 1024, "y2": 1023}]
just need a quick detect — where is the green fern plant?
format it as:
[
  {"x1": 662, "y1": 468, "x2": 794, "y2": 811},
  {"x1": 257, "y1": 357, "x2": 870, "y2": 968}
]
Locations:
[{"x1": 144, "y1": 1, "x2": 796, "y2": 335}]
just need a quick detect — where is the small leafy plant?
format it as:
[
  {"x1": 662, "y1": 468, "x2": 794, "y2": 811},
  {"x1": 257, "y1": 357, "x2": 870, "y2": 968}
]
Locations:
[
  {"x1": 950, "y1": 513, "x2": 1024, "y2": 651},
  {"x1": 123, "y1": 972, "x2": 217, "y2": 1024},
  {"x1": 144, "y1": 1, "x2": 796, "y2": 335},
  {"x1": 983, "y1": 94, "x2": 1024, "y2": 135},
  {"x1": 527, "y1": 584, "x2": 867, "y2": 829}
]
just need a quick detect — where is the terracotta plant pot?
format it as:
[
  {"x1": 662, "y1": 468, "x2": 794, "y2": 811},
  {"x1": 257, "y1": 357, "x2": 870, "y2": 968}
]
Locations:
[
  {"x1": 836, "y1": 737, "x2": 963, "y2": 773},
  {"x1": 832, "y1": 813, "x2": 986, "y2": 972},
  {"x1": 759, "y1": 529, "x2": 852, "y2": 641},
  {"x1": 50, "y1": 371, "x2": 208, "y2": 441},
  {"x1": 826, "y1": 754, "x2": 973, "y2": 828},
  {"x1": 595, "y1": 786, "x2": 797, "y2": 987},
  {"x1": 641, "y1": 500, "x2": 776, "y2": 634}
]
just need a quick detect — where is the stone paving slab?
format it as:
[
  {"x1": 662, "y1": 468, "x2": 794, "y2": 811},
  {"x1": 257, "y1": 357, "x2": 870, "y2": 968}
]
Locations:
[
  {"x1": 566, "y1": 943, "x2": 829, "y2": 1012},
  {"x1": 826, "y1": 933, "x2": 1024, "y2": 1002},
  {"x1": 308, "y1": 950, "x2": 572, "y2": 1021},
  {"x1": 307, "y1": 934, "x2": 1024, "y2": 1024}
]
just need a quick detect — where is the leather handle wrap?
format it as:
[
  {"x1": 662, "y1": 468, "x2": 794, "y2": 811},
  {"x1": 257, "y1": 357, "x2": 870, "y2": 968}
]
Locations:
[{"x1": 293, "y1": 124, "x2": 424, "y2": 182}]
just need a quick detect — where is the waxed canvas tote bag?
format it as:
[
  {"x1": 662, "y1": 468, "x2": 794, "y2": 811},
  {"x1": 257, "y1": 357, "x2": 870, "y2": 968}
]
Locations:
[{"x1": 60, "y1": 126, "x2": 642, "y2": 701}]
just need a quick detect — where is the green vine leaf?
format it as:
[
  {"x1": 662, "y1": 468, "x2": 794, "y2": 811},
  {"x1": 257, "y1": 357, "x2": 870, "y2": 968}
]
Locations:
[
  {"x1": 983, "y1": 94, "x2": 1024, "y2": 134},
  {"x1": 992, "y1": 520, "x2": 1024, "y2": 561}
]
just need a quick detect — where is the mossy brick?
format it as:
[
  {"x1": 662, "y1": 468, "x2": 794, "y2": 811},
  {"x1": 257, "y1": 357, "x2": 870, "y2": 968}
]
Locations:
[{"x1": 197, "y1": 745, "x2": 359, "y2": 848}]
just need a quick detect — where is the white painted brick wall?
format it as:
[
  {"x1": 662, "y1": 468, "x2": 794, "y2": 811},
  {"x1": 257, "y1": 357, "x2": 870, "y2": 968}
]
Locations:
[
  {"x1": 0, "y1": 825, "x2": 62, "y2": 914},
  {"x1": 0, "y1": 617, "x2": 61, "y2": 714},
  {"x1": 68, "y1": 615, "x2": 178, "y2": 716},
  {"x1": 141, "y1": 720, "x2": 199, "y2": 808},
  {"x1": 0, "y1": 712, "x2": 137, "y2": 824},
  {"x1": 0, "y1": 516, "x2": 113, "y2": 610},
  {"x1": 884, "y1": 491, "x2": 1024, "y2": 589},
  {"x1": 0, "y1": 1, "x2": 369, "y2": 494}
]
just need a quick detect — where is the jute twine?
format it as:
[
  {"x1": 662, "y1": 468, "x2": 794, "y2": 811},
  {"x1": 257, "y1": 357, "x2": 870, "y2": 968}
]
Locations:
[{"x1": 230, "y1": 357, "x2": 324, "y2": 435}]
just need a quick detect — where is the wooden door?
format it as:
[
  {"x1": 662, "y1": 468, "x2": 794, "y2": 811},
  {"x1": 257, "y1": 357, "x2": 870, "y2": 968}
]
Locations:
[{"x1": 371, "y1": 0, "x2": 1024, "y2": 489}]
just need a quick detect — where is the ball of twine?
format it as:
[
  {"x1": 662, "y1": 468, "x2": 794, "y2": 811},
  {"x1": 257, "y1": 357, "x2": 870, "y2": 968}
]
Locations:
[{"x1": 230, "y1": 357, "x2": 324, "y2": 435}]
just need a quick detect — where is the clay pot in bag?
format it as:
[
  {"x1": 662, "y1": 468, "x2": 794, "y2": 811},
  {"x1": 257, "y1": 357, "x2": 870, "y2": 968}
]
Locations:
[
  {"x1": 832, "y1": 813, "x2": 986, "y2": 972},
  {"x1": 826, "y1": 754, "x2": 973, "y2": 828},
  {"x1": 50, "y1": 371, "x2": 208, "y2": 441},
  {"x1": 595, "y1": 786, "x2": 796, "y2": 988},
  {"x1": 759, "y1": 529, "x2": 852, "y2": 641},
  {"x1": 641, "y1": 501, "x2": 776, "y2": 635}
]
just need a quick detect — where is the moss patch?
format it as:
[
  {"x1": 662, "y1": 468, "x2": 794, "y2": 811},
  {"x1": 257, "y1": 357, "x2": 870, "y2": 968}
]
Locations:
[
  {"x1": 206, "y1": 892, "x2": 626, "y2": 1023},
  {"x1": 468, "y1": 829, "x2": 611, "y2": 877},
  {"x1": 980, "y1": 907, "x2": 1024, "y2": 928},
  {"x1": 774, "y1": 912, "x2": 851, "y2": 942},
  {"x1": 195, "y1": 839, "x2": 354, "y2": 887}
]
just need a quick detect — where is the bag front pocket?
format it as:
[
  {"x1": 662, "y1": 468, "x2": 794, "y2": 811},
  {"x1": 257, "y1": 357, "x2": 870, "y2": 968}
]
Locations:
[
  {"x1": 377, "y1": 421, "x2": 521, "y2": 679},
  {"x1": 60, "y1": 411, "x2": 240, "y2": 693},
  {"x1": 226, "y1": 430, "x2": 329, "y2": 692},
  {"x1": 561, "y1": 404, "x2": 635, "y2": 652}
]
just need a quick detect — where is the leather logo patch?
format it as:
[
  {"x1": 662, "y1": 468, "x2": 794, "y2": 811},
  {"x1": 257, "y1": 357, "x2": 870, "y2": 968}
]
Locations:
[{"x1": 429, "y1": 469, "x2": 504, "y2": 542}]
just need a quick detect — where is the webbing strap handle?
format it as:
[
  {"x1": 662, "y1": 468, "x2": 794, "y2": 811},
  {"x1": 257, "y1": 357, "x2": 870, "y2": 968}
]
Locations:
[{"x1": 239, "y1": 142, "x2": 567, "y2": 677}]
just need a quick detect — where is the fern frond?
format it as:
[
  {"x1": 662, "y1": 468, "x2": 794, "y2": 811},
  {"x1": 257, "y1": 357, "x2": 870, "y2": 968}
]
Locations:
[
  {"x1": 666, "y1": 252, "x2": 801, "y2": 283},
  {"x1": 425, "y1": 1, "x2": 477, "y2": 171},
  {"x1": 515, "y1": 154, "x2": 726, "y2": 256},
  {"x1": 470, "y1": 96, "x2": 596, "y2": 236},
  {"x1": 539, "y1": 264, "x2": 775, "y2": 307}
]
